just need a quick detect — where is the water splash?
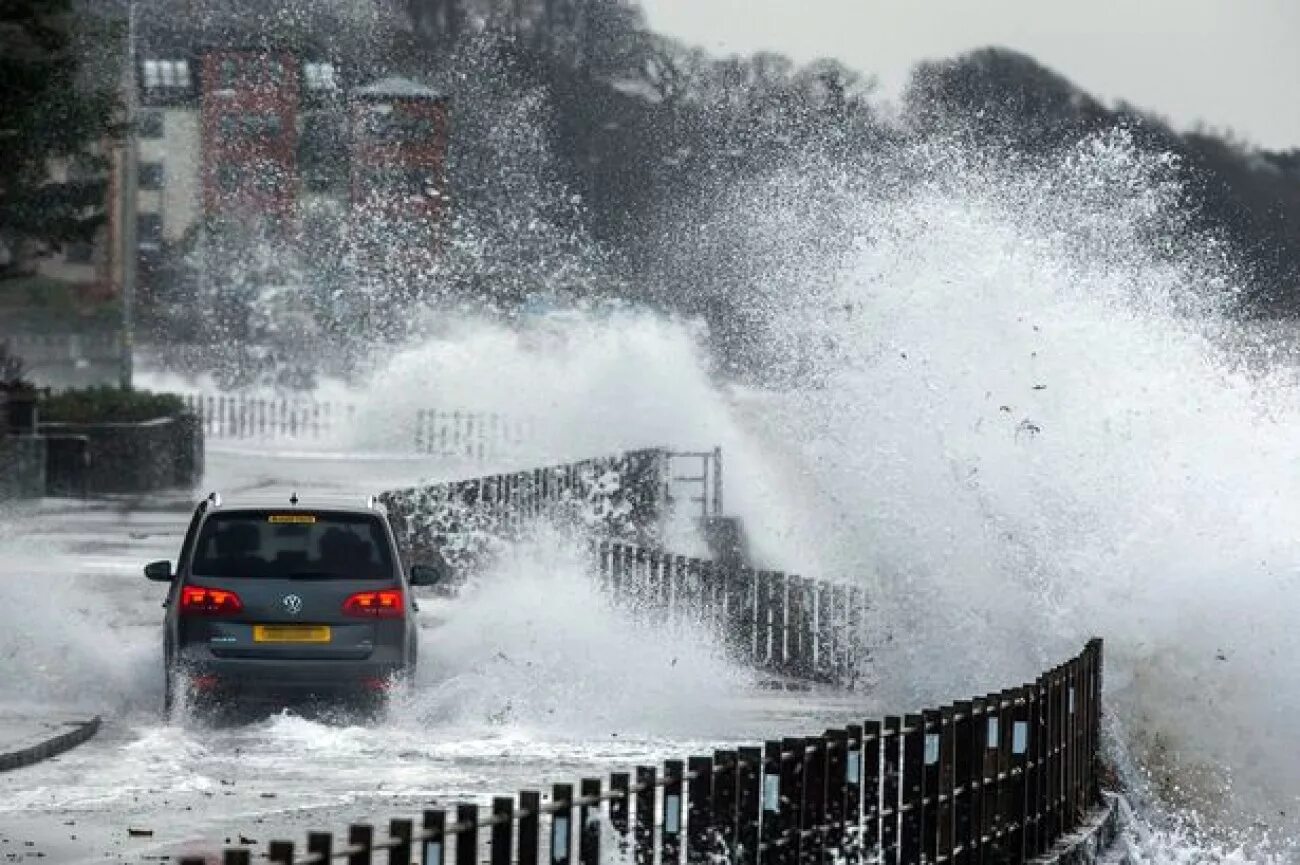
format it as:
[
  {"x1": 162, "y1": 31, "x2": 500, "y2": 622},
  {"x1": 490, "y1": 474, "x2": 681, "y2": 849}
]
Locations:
[{"x1": 654, "y1": 129, "x2": 1298, "y2": 853}]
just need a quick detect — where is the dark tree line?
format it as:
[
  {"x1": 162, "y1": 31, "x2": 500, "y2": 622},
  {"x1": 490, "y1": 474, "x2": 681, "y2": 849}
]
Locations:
[
  {"x1": 0, "y1": 0, "x2": 119, "y2": 278},
  {"x1": 903, "y1": 48, "x2": 1300, "y2": 312},
  {"x1": 394, "y1": 6, "x2": 1300, "y2": 317},
  {"x1": 22, "y1": 0, "x2": 1300, "y2": 385}
]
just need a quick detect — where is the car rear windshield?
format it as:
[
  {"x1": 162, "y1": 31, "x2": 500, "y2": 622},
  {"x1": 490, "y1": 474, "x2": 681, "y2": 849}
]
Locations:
[{"x1": 191, "y1": 511, "x2": 395, "y2": 580}]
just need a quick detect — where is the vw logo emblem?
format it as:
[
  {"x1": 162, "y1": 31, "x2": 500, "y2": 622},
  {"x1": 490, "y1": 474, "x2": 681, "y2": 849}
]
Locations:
[{"x1": 282, "y1": 594, "x2": 304, "y2": 615}]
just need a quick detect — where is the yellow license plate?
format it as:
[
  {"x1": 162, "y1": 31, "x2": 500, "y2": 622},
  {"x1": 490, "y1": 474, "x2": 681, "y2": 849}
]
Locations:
[{"x1": 253, "y1": 625, "x2": 332, "y2": 644}]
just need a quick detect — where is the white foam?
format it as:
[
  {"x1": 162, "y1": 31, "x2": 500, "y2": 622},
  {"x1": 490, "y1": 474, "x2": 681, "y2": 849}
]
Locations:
[{"x1": 661, "y1": 131, "x2": 1299, "y2": 850}]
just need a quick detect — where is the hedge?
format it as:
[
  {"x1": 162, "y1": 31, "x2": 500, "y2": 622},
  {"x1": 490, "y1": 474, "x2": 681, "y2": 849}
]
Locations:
[{"x1": 40, "y1": 386, "x2": 187, "y2": 424}]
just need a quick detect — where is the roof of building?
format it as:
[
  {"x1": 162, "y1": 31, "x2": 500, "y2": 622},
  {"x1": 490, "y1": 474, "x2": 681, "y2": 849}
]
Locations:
[{"x1": 353, "y1": 77, "x2": 446, "y2": 101}]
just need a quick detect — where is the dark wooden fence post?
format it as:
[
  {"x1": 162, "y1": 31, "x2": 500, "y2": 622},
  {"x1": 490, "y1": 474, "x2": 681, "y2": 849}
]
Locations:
[
  {"x1": 881, "y1": 716, "x2": 901, "y2": 865},
  {"x1": 755, "y1": 571, "x2": 773, "y2": 668},
  {"x1": 737, "y1": 746, "x2": 762, "y2": 865},
  {"x1": 688, "y1": 756, "x2": 714, "y2": 865},
  {"x1": 552, "y1": 784, "x2": 573, "y2": 865},
  {"x1": 845, "y1": 724, "x2": 865, "y2": 865},
  {"x1": 729, "y1": 566, "x2": 756, "y2": 664},
  {"x1": 1010, "y1": 688, "x2": 1031, "y2": 865},
  {"x1": 491, "y1": 798, "x2": 514, "y2": 865},
  {"x1": 454, "y1": 807, "x2": 476, "y2": 865},
  {"x1": 714, "y1": 750, "x2": 739, "y2": 859},
  {"x1": 519, "y1": 793, "x2": 541, "y2": 865},
  {"x1": 1089, "y1": 639, "x2": 1105, "y2": 803},
  {"x1": 967, "y1": 699, "x2": 986, "y2": 865},
  {"x1": 815, "y1": 583, "x2": 834, "y2": 682},
  {"x1": 422, "y1": 809, "x2": 446, "y2": 865},
  {"x1": 348, "y1": 824, "x2": 375, "y2": 865},
  {"x1": 801, "y1": 736, "x2": 827, "y2": 865},
  {"x1": 1051, "y1": 667, "x2": 1065, "y2": 840},
  {"x1": 862, "y1": 720, "x2": 881, "y2": 862},
  {"x1": 390, "y1": 819, "x2": 415, "y2": 865},
  {"x1": 647, "y1": 550, "x2": 662, "y2": 611},
  {"x1": 900, "y1": 714, "x2": 923, "y2": 865},
  {"x1": 980, "y1": 696, "x2": 999, "y2": 861},
  {"x1": 1068, "y1": 660, "x2": 1081, "y2": 828},
  {"x1": 1034, "y1": 676, "x2": 1050, "y2": 857},
  {"x1": 663, "y1": 760, "x2": 685, "y2": 865},
  {"x1": 825, "y1": 729, "x2": 849, "y2": 863},
  {"x1": 920, "y1": 710, "x2": 941, "y2": 865},
  {"x1": 997, "y1": 691, "x2": 1015, "y2": 860},
  {"x1": 635, "y1": 767, "x2": 656, "y2": 865},
  {"x1": 777, "y1": 738, "x2": 804, "y2": 865},
  {"x1": 580, "y1": 779, "x2": 601, "y2": 865},
  {"x1": 1026, "y1": 679, "x2": 1044, "y2": 858},
  {"x1": 937, "y1": 708, "x2": 955, "y2": 865},
  {"x1": 788, "y1": 579, "x2": 809, "y2": 679},
  {"x1": 951, "y1": 701, "x2": 973, "y2": 865},
  {"x1": 609, "y1": 773, "x2": 631, "y2": 858},
  {"x1": 761, "y1": 742, "x2": 784, "y2": 865},
  {"x1": 771, "y1": 573, "x2": 789, "y2": 674}
]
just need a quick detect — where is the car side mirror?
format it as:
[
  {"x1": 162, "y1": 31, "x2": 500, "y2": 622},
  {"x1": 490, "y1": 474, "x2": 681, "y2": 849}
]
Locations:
[
  {"x1": 144, "y1": 560, "x2": 174, "y2": 582},
  {"x1": 410, "y1": 562, "x2": 449, "y2": 587}
]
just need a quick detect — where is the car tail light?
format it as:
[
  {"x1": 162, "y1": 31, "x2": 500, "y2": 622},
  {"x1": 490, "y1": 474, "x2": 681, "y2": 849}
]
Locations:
[
  {"x1": 180, "y1": 585, "x2": 244, "y2": 616},
  {"x1": 342, "y1": 590, "x2": 404, "y2": 619},
  {"x1": 360, "y1": 676, "x2": 391, "y2": 692},
  {"x1": 189, "y1": 674, "x2": 221, "y2": 691}
]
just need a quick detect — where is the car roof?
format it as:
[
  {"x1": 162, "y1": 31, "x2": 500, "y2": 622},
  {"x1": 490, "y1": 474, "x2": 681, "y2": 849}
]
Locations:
[{"x1": 200, "y1": 492, "x2": 387, "y2": 516}]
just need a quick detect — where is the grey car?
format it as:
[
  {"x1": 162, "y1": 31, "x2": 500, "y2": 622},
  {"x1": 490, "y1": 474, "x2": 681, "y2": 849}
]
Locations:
[{"x1": 146, "y1": 493, "x2": 445, "y2": 715}]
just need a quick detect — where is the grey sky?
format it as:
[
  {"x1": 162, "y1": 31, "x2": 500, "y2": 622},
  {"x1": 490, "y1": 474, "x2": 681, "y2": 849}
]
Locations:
[{"x1": 640, "y1": 0, "x2": 1300, "y2": 150}]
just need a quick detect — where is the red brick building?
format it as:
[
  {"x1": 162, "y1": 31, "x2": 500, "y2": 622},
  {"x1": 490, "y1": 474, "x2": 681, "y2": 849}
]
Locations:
[
  {"x1": 199, "y1": 49, "x2": 301, "y2": 228},
  {"x1": 350, "y1": 78, "x2": 450, "y2": 237}
]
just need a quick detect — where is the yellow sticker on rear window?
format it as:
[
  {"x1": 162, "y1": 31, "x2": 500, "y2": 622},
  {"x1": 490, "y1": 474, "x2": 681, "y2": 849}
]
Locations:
[{"x1": 268, "y1": 514, "x2": 316, "y2": 524}]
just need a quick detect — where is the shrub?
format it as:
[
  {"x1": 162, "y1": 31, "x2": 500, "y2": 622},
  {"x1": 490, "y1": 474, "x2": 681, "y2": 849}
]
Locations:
[{"x1": 41, "y1": 386, "x2": 187, "y2": 424}]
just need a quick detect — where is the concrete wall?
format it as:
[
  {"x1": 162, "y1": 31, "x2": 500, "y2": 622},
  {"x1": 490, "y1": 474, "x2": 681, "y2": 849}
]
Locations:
[
  {"x1": 38, "y1": 414, "x2": 203, "y2": 495},
  {"x1": 0, "y1": 436, "x2": 47, "y2": 501}
]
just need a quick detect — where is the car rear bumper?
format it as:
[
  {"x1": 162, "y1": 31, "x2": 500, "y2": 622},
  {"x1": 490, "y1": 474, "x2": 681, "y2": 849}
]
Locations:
[{"x1": 174, "y1": 657, "x2": 409, "y2": 700}]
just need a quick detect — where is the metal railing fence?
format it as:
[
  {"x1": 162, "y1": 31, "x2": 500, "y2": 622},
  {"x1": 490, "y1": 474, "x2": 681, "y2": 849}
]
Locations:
[{"x1": 185, "y1": 640, "x2": 1103, "y2": 865}]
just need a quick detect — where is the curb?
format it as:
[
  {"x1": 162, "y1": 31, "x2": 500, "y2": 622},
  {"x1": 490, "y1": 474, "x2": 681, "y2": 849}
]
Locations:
[{"x1": 0, "y1": 715, "x2": 101, "y2": 772}]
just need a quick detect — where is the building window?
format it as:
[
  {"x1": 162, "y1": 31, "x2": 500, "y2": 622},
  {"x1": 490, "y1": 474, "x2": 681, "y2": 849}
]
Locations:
[
  {"x1": 218, "y1": 113, "x2": 283, "y2": 139},
  {"x1": 142, "y1": 59, "x2": 190, "y2": 90},
  {"x1": 138, "y1": 111, "x2": 164, "y2": 138},
  {"x1": 304, "y1": 62, "x2": 337, "y2": 91},
  {"x1": 139, "y1": 162, "x2": 165, "y2": 190},
  {"x1": 363, "y1": 166, "x2": 436, "y2": 197},
  {"x1": 66, "y1": 241, "x2": 94, "y2": 264},
  {"x1": 216, "y1": 163, "x2": 241, "y2": 193},
  {"x1": 138, "y1": 213, "x2": 163, "y2": 251},
  {"x1": 364, "y1": 109, "x2": 436, "y2": 142},
  {"x1": 252, "y1": 163, "x2": 283, "y2": 193},
  {"x1": 246, "y1": 113, "x2": 283, "y2": 137},
  {"x1": 219, "y1": 58, "x2": 238, "y2": 88}
]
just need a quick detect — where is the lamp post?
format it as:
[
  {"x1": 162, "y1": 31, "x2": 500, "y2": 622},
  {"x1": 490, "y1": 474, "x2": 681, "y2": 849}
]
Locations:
[{"x1": 118, "y1": 0, "x2": 138, "y2": 390}]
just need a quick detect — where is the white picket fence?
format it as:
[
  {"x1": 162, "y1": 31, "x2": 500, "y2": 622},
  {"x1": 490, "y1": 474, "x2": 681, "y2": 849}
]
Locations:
[{"x1": 183, "y1": 393, "x2": 534, "y2": 460}]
